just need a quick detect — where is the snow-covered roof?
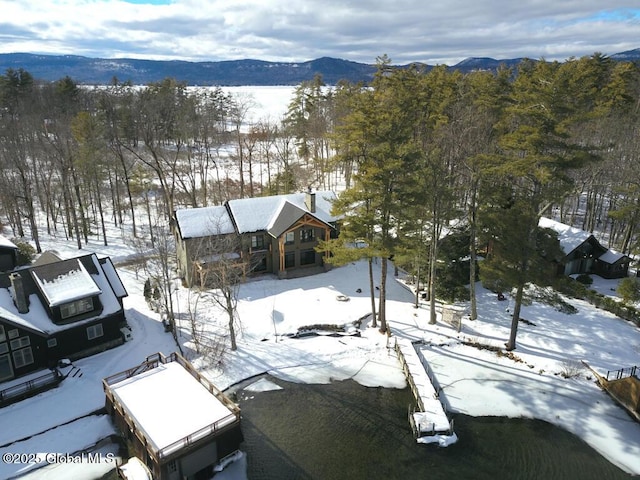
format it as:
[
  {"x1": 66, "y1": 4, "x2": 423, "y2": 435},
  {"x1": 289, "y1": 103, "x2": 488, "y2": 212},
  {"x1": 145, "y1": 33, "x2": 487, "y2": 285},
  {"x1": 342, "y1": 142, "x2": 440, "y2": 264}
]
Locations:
[
  {"x1": 538, "y1": 217, "x2": 593, "y2": 255},
  {"x1": 267, "y1": 200, "x2": 309, "y2": 238},
  {"x1": 175, "y1": 205, "x2": 235, "y2": 239},
  {"x1": 0, "y1": 236, "x2": 17, "y2": 250},
  {"x1": 32, "y1": 259, "x2": 102, "y2": 307},
  {"x1": 0, "y1": 254, "x2": 126, "y2": 335},
  {"x1": 108, "y1": 361, "x2": 238, "y2": 453},
  {"x1": 175, "y1": 191, "x2": 339, "y2": 239},
  {"x1": 598, "y1": 249, "x2": 630, "y2": 265},
  {"x1": 228, "y1": 190, "x2": 338, "y2": 234},
  {"x1": 99, "y1": 257, "x2": 128, "y2": 299}
]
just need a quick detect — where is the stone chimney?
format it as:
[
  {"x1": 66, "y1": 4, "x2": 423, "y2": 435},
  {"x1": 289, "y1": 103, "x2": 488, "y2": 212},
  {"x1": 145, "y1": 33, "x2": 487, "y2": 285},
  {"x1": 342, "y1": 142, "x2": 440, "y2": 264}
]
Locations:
[
  {"x1": 305, "y1": 187, "x2": 316, "y2": 213},
  {"x1": 10, "y1": 272, "x2": 29, "y2": 314}
]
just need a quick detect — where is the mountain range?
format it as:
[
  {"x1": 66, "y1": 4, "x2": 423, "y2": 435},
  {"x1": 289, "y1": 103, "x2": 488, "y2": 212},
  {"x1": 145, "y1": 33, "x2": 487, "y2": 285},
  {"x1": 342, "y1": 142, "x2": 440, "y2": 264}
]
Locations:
[{"x1": 0, "y1": 49, "x2": 638, "y2": 86}]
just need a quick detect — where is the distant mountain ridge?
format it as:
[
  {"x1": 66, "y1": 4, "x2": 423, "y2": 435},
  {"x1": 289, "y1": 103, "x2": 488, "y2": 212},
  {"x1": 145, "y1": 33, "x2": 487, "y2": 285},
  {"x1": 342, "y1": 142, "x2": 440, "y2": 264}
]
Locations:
[{"x1": 0, "y1": 49, "x2": 638, "y2": 86}]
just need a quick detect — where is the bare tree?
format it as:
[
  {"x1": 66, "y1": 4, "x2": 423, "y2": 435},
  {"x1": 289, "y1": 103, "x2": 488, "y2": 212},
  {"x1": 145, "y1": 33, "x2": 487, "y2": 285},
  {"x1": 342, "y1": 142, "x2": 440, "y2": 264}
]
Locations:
[
  {"x1": 191, "y1": 230, "x2": 247, "y2": 351},
  {"x1": 141, "y1": 222, "x2": 182, "y2": 352}
]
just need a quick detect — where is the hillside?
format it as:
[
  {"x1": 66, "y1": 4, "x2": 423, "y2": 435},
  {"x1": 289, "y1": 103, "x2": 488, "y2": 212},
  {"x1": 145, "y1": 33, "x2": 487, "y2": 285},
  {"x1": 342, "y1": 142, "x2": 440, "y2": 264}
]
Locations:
[{"x1": 1, "y1": 49, "x2": 638, "y2": 86}]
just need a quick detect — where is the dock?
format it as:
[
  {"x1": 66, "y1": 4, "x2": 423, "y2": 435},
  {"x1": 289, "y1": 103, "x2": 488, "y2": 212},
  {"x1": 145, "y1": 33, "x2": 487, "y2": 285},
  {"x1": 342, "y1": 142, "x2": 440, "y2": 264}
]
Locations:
[{"x1": 394, "y1": 337, "x2": 457, "y2": 446}]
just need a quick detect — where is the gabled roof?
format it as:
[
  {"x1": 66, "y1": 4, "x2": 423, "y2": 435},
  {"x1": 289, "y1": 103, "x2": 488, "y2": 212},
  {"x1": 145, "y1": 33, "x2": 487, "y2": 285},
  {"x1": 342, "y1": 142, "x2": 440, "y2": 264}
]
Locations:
[
  {"x1": 0, "y1": 253, "x2": 127, "y2": 336},
  {"x1": 267, "y1": 200, "x2": 306, "y2": 238},
  {"x1": 597, "y1": 249, "x2": 631, "y2": 265},
  {"x1": 538, "y1": 217, "x2": 596, "y2": 255},
  {"x1": 174, "y1": 191, "x2": 339, "y2": 239},
  {"x1": 175, "y1": 205, "x2": 235, "y2": 239},
  {"x1": 228, "y1": 190, "x2": 338, "y2": 234},
  {"x1": 267, "y1": 199, "x2": 334, "y2": 238}
]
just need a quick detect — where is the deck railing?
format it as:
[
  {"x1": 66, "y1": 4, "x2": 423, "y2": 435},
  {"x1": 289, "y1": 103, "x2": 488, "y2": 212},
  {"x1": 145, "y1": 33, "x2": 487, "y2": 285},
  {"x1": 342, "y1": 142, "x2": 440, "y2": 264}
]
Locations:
[
  {"x1": 0, "y1": 370, "x2": 62, "y2": 406},
  {"x1": 103, "y1": 351, "x2": 241, "y2": 463},
  {"x1": 606, "y1": 365, "x2": 638, "y2": 381}
]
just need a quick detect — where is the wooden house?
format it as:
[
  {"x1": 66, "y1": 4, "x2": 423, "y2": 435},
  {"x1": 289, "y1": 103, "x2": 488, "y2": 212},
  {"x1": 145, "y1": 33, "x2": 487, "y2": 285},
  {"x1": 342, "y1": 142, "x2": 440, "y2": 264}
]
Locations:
[
  {"x1": 0, "y1": 253, "x2": 128, "y2": 385},
  {"x1": 104, "y1": 352, "x2": 243, "y2": 480},
  {"x1": 174, "y1": 190, "x2": 340, "y2": 286}
]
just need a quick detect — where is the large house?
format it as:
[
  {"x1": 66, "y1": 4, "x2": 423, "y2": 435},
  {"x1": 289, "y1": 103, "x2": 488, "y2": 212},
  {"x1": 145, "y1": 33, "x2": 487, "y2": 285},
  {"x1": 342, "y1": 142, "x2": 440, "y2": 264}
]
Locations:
[
  {"x1": 174, "y1": 190, "x2": 340, "y2": 286},
  {"x1": 539, "y1": 217, "x2": 632, "y2": 279},
  {"x1": 0, "y1": 252, "x2": 128, "y2": 385}
]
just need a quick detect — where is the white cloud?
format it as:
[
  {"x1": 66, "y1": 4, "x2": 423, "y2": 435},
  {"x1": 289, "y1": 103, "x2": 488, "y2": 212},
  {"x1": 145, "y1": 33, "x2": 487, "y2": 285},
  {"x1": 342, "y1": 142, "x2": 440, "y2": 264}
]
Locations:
[{"x1": 0, "y1": 0, "x2": 638, "y2": 64}]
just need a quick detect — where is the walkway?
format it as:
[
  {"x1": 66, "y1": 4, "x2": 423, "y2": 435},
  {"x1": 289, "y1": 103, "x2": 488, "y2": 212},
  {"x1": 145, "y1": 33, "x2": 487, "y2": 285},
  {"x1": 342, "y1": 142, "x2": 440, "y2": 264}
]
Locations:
[{"x1": 394, "y1": 337, "x2": 457, "y2": 446}]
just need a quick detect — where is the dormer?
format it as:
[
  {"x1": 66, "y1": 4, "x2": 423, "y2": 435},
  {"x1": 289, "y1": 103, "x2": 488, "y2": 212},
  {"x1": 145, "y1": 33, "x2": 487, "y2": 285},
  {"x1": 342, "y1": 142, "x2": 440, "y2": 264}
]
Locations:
[{"x1": 30, "y1": 258, "x2": 103, "y2": 324}]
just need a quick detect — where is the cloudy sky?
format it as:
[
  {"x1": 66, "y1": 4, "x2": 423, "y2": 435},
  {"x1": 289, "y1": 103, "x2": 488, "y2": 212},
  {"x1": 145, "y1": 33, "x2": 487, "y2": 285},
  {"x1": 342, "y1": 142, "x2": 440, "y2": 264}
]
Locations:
[{"x1": 1, "y1": 0, "x2": 639, "y2": 65}]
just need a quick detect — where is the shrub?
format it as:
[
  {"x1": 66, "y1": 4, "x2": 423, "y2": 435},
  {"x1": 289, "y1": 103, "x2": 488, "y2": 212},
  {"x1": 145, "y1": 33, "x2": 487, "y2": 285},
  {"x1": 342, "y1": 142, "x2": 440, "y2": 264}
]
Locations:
[
  {"x1": 11, "y1": 239, "x2": 36, "y2": 266},
  {"x1": 560, "y1": 360, "x2": 583, "y2": 379},
  {"x1": 576, "y1": 274, "x2": 593, "y2": 286},
  {"x1": 554, "y1": 276, "x2": 588, "y2": 299},
  {"x1": 617, "y1": 277, "x2": 640, "y2": 305}
]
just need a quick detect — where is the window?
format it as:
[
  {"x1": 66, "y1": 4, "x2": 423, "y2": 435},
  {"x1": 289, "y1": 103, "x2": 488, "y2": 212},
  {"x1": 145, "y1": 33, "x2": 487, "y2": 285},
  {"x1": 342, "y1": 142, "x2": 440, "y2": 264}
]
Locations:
[
  {"x1": 284, "y1": 252, "x2": 295, "y2": 269},
  {"x1": 0, "y1": 325, "x2": 5, "y2": 342},
  {"x1": 10, "y1": 336, "x2": 30, "y2": 350},
  {"x1": 12, "y1": 347, "x2": 34, "y2": 368},
  {"x1": 0, "y1": 343, "x2": 7, "y2": 355},
  {"x1": 87, "y1": 323, "x2": 104, "y2": 340},
  {"x1": 301, "y1": 228, "x2": 315, "y2": 243},
  {"x1": 60, "y1": 298, "x2": 94, "y2": 320},
  {"x1": 8, "y1": 329, "x2": 18, "y2": 340},
  {"x1": 251, "y1": 235, "x2": 265, "y2": 249},
  {"x1": 47, "y1": 338, "x2": 58, "y2": 348},
  {"x1": 0, "y1": 354, "x2": 13, "y2": 382},
  {"x1": 300, "y1": 249, "x2": 316, "y2": 266},
  {"x1": 253, "y1": 256, "x2": 267, "y2": 272},
  {"x1": 285, "y1": 231, "x2": 295, "y2": 245}
]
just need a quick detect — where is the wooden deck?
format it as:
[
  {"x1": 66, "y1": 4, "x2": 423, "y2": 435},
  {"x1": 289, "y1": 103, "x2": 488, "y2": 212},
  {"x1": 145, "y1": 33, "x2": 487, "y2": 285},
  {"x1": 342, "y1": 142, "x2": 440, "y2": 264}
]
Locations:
[{"x1": 394, "y1": 337, "x2": 456, "y2": 445}]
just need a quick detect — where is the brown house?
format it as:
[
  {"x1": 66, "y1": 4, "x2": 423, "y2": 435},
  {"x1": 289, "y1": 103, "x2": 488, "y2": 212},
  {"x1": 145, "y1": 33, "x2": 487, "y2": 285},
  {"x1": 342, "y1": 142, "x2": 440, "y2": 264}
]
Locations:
[{"x1": 174, "y1": 190, "x2": 340, "y2": 286}]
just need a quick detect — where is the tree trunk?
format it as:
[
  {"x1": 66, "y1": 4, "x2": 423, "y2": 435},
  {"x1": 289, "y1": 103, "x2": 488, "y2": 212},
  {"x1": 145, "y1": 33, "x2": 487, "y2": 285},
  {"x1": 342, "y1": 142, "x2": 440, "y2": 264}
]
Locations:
[
  {"x1": 428, "y1": 221, "x2": 439, "y2": 325},
  {"x1": 368, "y1": 257, "x2": 377, "y2": 328},
  {"x1": 94, "y1": 176, "x2": 108, "y2": 246},
  {"x1": 378, "y1": 256, "x2": 388, "y2": 334},
  {"x1": 228, "y1": 312, "x2": 237, "y2": 351},
  {"x1": 469, "y1": 178, "x2": 478, "y2": 320},
  {"x1": 505, "y1": 282, "x2": 524, "y2": 351}
]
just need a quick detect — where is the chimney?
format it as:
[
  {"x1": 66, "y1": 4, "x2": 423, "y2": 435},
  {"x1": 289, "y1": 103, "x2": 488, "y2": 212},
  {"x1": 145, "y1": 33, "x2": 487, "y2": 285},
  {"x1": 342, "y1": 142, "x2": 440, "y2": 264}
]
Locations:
[
  {"x1": 10, "y1": 272, "x2": 29, "y2": 314},
  {"x1": 305, "y1": 187, "x2": 316, "y2": 213}
]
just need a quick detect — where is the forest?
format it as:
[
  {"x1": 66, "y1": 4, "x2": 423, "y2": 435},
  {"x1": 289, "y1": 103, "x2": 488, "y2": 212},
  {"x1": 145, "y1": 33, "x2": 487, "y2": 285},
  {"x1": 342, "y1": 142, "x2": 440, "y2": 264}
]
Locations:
[{"x1": 1, "y1": 53, "x2": 639, "y2": 350}]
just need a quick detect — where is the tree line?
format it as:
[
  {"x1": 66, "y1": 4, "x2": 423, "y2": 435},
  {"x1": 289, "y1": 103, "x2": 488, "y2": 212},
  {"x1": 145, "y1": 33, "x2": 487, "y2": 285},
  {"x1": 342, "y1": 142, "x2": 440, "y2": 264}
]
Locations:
[
  {"x1": 320, "y1": 54, "x2": 640, "y2": 349},
  {"x1": 1, "y1": 53, "x2": 639, "y2": 351},
  {"x1": 0, "y1": 72, "x2": 332, "y2": 255}
]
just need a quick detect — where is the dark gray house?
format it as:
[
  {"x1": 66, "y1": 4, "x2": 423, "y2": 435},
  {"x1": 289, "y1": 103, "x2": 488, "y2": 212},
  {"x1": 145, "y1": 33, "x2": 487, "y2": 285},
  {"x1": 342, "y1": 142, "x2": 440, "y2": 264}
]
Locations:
[
  {"x1": 539, "y1": 217, "x2": 632, "y2": 279},
  {"x1": 0, "y1": 253, "x2": 128, "y2": 384},
  {"x1": 0, "y1": 236, "x2": 18, "y2": 272}
]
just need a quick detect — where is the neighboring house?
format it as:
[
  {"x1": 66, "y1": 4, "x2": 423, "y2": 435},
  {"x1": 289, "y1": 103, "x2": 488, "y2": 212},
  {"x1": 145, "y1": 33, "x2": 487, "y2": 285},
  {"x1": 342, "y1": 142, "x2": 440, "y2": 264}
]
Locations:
[
  {"x1": 539, "y1": 217, "x2": 631, "y2": 279},
  {"x1": 0, "y1": 236, "x2": 18, "y2": 272},
  {"x1": 174, "y1": 190, "x2": 340, "y2": 286},
  {"x1": 104, "y1": 352, "x2": 242, "y2": 480},
  {"x1": 0, "y1": 253, "x2": 128, "y2": 384}
]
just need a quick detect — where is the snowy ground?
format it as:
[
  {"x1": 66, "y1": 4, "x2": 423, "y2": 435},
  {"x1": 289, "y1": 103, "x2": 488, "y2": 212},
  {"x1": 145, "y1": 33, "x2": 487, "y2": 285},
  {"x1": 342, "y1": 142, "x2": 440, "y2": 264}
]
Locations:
[
  {"x1": 1, "y1": 223, "x2": 640, "y2": 479},
  {"x1": 0, "y1": 84, "x2": 639, "y2": 477}
]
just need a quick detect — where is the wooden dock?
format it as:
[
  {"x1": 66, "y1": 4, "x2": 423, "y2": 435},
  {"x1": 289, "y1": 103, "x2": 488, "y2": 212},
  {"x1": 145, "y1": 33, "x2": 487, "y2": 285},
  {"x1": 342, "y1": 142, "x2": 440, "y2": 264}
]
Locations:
[{"x1": 394, "y1": 337, "x2": 457, "y2": 446}]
